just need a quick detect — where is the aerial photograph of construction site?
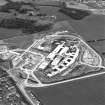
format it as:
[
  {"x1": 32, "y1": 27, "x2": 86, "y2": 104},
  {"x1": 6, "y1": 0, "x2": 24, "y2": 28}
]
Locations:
[{"x1": 0, "y1": 0, "x2": 105, "y2": 105}]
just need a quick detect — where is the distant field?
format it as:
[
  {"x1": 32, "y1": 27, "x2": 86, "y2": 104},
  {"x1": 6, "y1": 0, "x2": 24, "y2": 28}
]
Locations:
[{"x1": 0, "y1": 4, "x2": 104, "y2": 56}]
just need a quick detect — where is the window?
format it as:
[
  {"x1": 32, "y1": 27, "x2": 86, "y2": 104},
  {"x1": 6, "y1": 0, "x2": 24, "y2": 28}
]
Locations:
[
  {"x1": 59, "y1": 65, "x2": 63, "y2": 69},
  {"x1": 69, "y1": 56, "x2": 73, "y2": 58},
  {"x1": 67, "y1": 59, "x2": 71, "y2": 62},
  {"x1": 63, "y1": 62, "x2": 67, "y2": 65},
  {"x1": 53, "y1": 69, "x2": 58, "y2": 71}
]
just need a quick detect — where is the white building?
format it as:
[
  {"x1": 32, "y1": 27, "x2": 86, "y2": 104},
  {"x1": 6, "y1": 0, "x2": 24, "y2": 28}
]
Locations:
[
  {"x1": 38, "y1": 42, "x2": 79, "y2": 77},
  {"x1": 51, "y1": 46, "x2": 69, "y2": 66},
  {"x1": 47, "y1": 46, "x2": 79, "y2": 77},
  {"x1": 47, "y1": 43, "x2": 64, "y2": 60}
]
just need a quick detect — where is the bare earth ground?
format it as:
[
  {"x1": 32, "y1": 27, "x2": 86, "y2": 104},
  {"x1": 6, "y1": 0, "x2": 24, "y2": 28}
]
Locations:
[{"x1": 0, "y1": 2, "x2": 105, "y2": 105}]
